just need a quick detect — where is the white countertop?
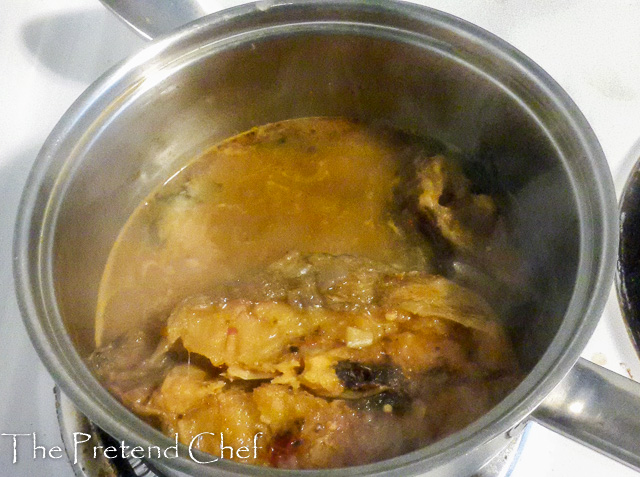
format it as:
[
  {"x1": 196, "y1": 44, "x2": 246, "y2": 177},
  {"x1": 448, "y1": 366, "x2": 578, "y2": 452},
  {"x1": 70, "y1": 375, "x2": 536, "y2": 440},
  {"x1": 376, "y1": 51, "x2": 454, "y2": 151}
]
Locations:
[{"x1": 1, "y1": 1, "x2": 640, "y2": 476}]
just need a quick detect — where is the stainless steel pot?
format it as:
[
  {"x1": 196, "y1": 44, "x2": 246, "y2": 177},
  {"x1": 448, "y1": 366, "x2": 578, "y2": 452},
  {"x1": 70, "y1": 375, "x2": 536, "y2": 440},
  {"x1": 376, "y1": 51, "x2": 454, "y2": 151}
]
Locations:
[{"x1": 13, "y1": 1, "x2": 640, "y2": 475}]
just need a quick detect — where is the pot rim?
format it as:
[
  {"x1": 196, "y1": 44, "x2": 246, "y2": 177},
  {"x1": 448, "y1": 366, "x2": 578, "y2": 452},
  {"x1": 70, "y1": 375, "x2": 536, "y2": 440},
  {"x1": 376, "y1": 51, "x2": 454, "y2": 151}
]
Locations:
[{"x1": 13, "y1": 1, "x2": 616, "y2": 475}]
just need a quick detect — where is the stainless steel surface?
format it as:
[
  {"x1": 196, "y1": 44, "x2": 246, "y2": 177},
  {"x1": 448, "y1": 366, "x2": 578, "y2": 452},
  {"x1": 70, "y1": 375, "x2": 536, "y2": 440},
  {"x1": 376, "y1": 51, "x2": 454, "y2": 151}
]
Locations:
[
  {"x1": 617, "y1": 156, "x2": 640, "y2": 356},
  {"x1": 533, "y1": 358, "x2": 640, "y2": 470},
  {"x1": 56, "y1": 388, "x2": 158, "y2": 477},
  {"x1": 56, "y1": 387, "x2": 120, "y2": 477},
  {"x1": 473, "y1": 429, "x2": 527, "y2": 477},
  {"x1": 98, "y1": 0, "x2": 206, "y2": 40},
  {"x1": 14, "y1": 1, "x2": 617, "y2": 475}
]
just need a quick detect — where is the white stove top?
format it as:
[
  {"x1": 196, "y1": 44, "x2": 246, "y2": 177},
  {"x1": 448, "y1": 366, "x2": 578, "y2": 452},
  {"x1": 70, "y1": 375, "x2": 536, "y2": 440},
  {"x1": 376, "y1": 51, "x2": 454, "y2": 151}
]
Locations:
[{"x1": 1, "y1": 1, "x2": 639, "y2": 476}]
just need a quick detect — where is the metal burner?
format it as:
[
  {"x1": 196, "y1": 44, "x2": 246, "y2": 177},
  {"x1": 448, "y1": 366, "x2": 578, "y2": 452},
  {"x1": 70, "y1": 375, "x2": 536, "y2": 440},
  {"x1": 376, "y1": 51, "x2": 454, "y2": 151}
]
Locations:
[
  {"x1": 55, "y1": 387, "x2": 527, "y2": 477},
  {"x1": 55, "y1": 387, "x2": 159, "y2": 477}
]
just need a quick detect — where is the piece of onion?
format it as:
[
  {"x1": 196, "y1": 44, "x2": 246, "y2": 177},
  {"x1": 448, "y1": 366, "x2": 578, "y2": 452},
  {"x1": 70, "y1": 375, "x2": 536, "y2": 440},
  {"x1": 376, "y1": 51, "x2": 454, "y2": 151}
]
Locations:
[{"x1": 346, "y1": 327, "x2": 374, "y2": 348}]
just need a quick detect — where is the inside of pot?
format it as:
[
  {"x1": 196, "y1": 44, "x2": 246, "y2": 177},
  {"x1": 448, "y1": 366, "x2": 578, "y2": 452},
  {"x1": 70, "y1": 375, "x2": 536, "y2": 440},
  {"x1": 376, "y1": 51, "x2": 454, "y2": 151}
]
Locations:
[
  {"x1": 47, "y1": 20, "x2": 585, "y2": 470},
  {"x1": 54, "y1": 30, "x2": 578, "y2": 365}
]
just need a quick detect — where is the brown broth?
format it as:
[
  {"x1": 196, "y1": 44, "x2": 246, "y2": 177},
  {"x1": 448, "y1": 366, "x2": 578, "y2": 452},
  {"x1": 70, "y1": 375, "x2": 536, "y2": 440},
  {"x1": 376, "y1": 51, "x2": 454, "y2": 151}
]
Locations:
[
  {"x1": 91, "y1": 117, "x2": 522, "y2": 469},
  {"x1": 96, "y1": 118, "x2": 431, "y2": 346}
]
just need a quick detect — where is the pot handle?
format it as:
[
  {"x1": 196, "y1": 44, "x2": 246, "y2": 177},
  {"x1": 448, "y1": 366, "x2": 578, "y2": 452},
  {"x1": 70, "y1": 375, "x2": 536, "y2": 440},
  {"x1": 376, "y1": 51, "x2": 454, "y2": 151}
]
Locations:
[
  {"x1": 99, "y1": 0, "x2": 207, "y2": 40},
  {"x1": 532, "y1": 357, "x2": 640, "y2": 470}
]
